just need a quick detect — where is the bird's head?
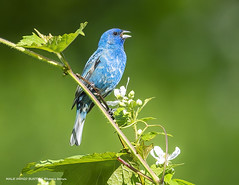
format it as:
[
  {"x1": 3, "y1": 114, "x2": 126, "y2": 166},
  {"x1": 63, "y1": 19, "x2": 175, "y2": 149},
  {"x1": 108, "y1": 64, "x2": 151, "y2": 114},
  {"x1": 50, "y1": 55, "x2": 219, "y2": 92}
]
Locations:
[{"x1": 98, "y1": 28, "x2": 131, "y2": 49}]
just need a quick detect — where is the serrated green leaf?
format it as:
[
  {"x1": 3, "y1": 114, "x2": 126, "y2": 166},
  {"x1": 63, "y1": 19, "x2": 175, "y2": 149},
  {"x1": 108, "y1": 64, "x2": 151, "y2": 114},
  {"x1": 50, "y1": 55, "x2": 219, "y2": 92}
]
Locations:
[
  {"x1": 139, "y1": 117, "x2": 156, "y2": 122},
  {"x1": 114, "y1": 107, "x2": 129, "y2": 126},
  {"x1": 168, "y1": 180, "x2": 179, "y2": 185},
  {"x1": 141, "y1": 131, "x2": 172, "y2": 142},
  {"x1": 107, "y1": 164, "x2": 124, "y2": 185},
  {"x1": 21, "y1": 152, "x2": 124, "y2": 185},
  {"x1": 141, "y1": 132, "x2": 159, "y2": 142},
  {"x1": 107, "y1": 165, "x2": 139, "y2": 185},
  {"x1": 17, "y1": 22, "x2": 87, "y2": 54},
  {"x1": 166, "y1": 163, "x2": 184, "y2": 170},
  {"x1": 173, "y1": 179, "x2": 195, "y2": 185},
  {"x1": 136, "y1": 143, "x2": 154, "y2": 160},
  {"x1": 107, "y1": 155, "x2": 140, "y2": 185},
  {"x1": 164, "y1": 174, "x2": 173, "y2": 184},
  {"x1": 18, "y1": 33, "x2": 46, "y2": 46},
  {"x1": 150, "y1": 164, "x2": 164, "y2": 177}
]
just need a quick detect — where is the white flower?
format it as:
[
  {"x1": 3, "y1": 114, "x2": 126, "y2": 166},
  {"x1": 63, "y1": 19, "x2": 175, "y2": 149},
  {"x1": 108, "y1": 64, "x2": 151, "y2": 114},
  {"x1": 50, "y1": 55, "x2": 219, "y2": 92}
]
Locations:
[
  {"x1": 137, "y1": 129, "x2": 143, "y2": 135},
  {"x1": 108, "y1": 77, "x2": 130, "y2": 107},
  {"x1": 114, "y1": 86, "x2": 126, "y2": 98},
  {"x1": 150, "y1": 146, "x2": 180, "y2": 165},
  {"x1": 136, "y1": 99, "x2": 142, "y2": 106}
]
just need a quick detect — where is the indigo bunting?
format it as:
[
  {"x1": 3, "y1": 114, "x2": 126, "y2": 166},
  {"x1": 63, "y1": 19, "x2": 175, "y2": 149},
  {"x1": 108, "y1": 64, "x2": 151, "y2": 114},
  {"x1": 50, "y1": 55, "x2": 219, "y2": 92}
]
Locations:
[{"x1": 70, "y1": 28, "x2": 131, "y2": 146}]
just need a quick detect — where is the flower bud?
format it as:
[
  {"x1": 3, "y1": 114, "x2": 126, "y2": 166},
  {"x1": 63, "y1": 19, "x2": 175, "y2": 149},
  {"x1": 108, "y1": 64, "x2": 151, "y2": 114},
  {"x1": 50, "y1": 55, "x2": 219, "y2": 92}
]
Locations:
[
  {"x1": 128, "y1": 99, "x2": 136, "y2": 107},
  {"x1": 128, "y1": 90, "x2": 135, "y2": 98},
  {"x1": 119, "y1": 102, "x2": 126, "y2": 107},
  {"x1": 128, "y1": 99, "x2": 133, "y2": 104},
  {"x1": 137, "y1": 129, "x2": 142, "y2": 135},
  {"x1": 136, "y1": 99, "x2": 143, "y2": 106}
]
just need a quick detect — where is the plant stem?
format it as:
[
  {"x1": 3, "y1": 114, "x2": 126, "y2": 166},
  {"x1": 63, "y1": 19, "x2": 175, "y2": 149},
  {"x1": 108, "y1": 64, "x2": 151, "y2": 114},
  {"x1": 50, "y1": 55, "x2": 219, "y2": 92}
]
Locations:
[
  {"x1": 134, "y1": 124, "x2": 138, "y2": 141},
  {"x1": 56, "y1": 53, "x2": 71, "y2": 70},
  {"x1": 0, "y1": 38, "x2": 64, "y2": 68}
]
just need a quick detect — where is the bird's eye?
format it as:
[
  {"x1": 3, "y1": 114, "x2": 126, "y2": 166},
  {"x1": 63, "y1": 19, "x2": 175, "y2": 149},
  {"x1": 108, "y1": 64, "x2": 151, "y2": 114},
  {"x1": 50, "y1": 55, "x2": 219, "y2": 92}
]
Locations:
[{"x1": 113, "y1": 32, "x2": 118, "y2": 36}]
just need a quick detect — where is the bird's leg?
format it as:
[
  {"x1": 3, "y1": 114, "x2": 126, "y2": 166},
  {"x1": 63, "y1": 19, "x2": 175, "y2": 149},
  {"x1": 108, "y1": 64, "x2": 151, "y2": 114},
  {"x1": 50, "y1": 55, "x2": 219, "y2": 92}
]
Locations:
[
  {"x1": 107, "y1": 108, "x2": 115, "y2": 119},
  {"x1": 76, "y1": 73, "x2": 94, "y2": 89},
  {"x1": 76, "y1": 73, "x2": 111, "y2": 112}
]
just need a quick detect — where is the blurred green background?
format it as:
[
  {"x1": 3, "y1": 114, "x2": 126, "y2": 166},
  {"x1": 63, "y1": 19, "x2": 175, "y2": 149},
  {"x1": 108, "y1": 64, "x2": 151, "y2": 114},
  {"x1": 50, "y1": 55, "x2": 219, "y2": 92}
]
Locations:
[{"x1": 1, "y1": 0, "x2": 239, "y2": 184}]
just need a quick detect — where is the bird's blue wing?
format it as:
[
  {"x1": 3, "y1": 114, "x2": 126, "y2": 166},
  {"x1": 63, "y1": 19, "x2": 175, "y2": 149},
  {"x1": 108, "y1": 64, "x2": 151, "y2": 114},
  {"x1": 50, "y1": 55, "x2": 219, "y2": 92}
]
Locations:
[
  {"x1": 81, "y1": 48, "x2": 103, "y2": 79},
  {"x1": 71, "y1": 49, "x2": 103, "y2": 109}
]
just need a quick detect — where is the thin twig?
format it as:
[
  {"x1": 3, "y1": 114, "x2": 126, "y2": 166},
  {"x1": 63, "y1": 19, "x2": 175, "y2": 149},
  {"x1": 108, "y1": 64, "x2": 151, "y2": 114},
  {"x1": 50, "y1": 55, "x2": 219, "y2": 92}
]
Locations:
[{"x1": 117, "y1": 157, "x2": 154, "y2": 183}]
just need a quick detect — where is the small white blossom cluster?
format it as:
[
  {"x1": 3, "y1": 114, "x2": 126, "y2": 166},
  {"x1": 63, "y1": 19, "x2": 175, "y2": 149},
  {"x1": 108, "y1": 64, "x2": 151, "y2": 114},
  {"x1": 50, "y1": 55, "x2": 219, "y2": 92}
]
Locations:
[{"x1": 107, "y1": 78, "x2": 143, "y2": 109}]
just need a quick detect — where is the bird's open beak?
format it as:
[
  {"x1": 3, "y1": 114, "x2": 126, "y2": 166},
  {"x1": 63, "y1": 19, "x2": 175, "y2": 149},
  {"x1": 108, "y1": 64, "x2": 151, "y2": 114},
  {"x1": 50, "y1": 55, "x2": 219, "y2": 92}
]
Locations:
[{"x1": 121, "y1": 30, "x2": 131, "y2": 39}]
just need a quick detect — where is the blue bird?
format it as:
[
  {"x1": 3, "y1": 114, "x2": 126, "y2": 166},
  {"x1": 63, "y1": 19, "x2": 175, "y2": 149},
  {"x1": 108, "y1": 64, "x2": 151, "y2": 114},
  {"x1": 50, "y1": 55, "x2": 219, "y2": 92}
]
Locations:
[{"x1": 70, "y1": 28, "x2": 131, "y2": 146}]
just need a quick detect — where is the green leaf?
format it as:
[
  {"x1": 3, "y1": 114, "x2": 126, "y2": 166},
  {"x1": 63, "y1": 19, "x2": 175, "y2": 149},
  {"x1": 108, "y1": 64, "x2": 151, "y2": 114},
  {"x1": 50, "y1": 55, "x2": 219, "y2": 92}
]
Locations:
[
  {"x1": 108, "y1": 155, "x2": 140, "y2": 185},
  {"x1": 150, "y1": 164, "x2": 164, "y2": 177},
  {"x1": 168, "y1": 180, "x2": 179, "y2": 185},
  {"x1": 107, "y1": 164, "x2": 139, "y2": 185},
  {"x1": 21, "y1": 152, "x2": 124, "y2": 185},
  {"x1": 164, "y1": 174, "x2": 173, "y2": 184},
  {"x1": 136, "y1": 143, "x2": 154, "y2": 160},
  {"x1": 173, "y1": 179, "x2": 195, "y2": 185},
  {"x1": 114, "y1": 107, "x2": 129, "y2": 126},
  {"x1": 166, "y1": 163, "x2": 184, "y2": 170},
  {"x1": 139, "y1": 117, "x2": 156, "y2": 122},
  {"x1": 141, "y1": 131, "x2": 172, "y2": 142},
  {"x1": 17, "y1": 22, "x2": 87, "y2": 54},
  {"x1": 163, "y1": 173, "x2": 180, "y2": 185},
  {"x1": 138, "y1": 97, "x2": 154, "y2": 113},
  {"x1": 141, "y1": 132, "x2": 159, "y2": 142}
]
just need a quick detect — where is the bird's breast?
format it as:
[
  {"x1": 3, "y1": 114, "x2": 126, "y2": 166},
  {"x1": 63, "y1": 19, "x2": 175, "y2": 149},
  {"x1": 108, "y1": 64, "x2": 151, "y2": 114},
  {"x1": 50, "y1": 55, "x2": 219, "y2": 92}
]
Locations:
[{"x1": 92, "y1": 48, "x2": 126, "y2": 94}]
